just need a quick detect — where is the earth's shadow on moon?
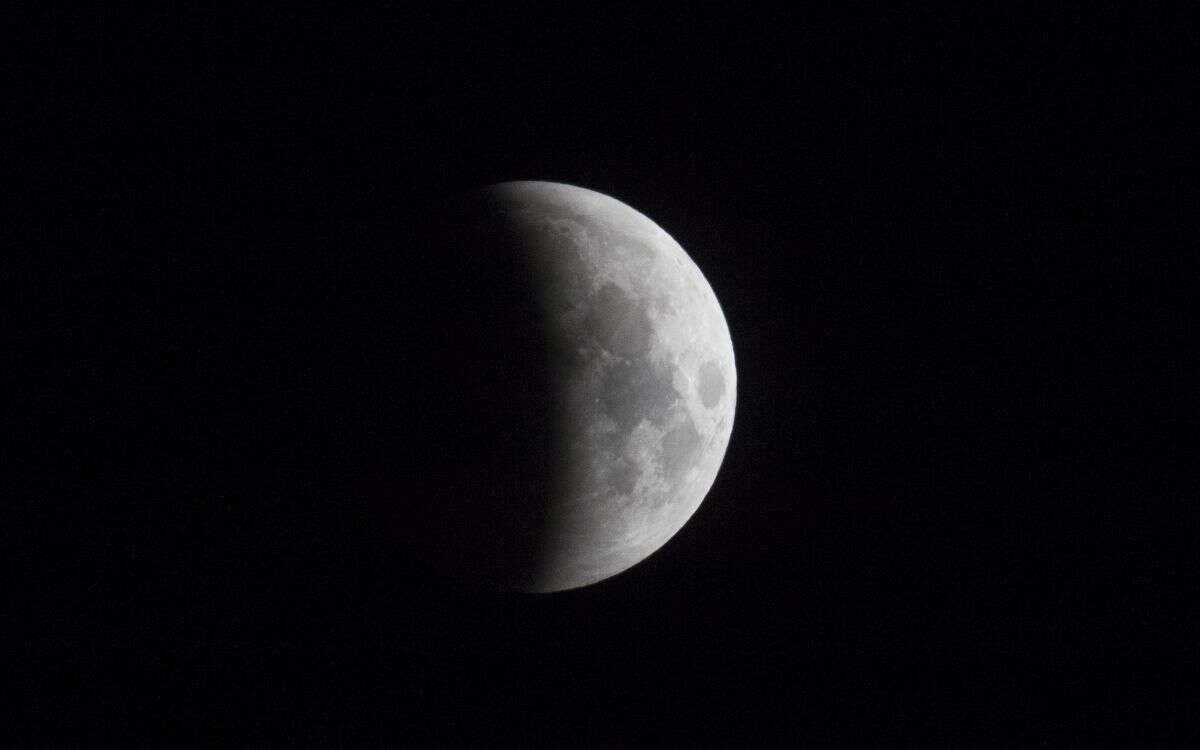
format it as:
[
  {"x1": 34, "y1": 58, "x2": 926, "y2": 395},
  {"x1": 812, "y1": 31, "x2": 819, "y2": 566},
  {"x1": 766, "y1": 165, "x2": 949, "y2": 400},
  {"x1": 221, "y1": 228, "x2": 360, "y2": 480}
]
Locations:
[{"x1": 360, "y1": 189, "x2": 560, "y2": 592}]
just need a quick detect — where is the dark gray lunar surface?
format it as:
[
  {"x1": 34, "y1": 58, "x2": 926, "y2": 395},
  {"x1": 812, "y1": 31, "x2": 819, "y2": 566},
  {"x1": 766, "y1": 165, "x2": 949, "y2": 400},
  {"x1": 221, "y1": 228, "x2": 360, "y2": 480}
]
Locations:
[{"x1": 411, "y1": 181, "x2": 736, "y2": 592}]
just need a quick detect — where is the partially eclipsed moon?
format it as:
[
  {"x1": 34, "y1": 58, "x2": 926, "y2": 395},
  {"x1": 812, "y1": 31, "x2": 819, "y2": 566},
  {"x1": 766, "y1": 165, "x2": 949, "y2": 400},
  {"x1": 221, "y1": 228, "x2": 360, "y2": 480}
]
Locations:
[
  {"x1": 411, "y1": 181, "x2": 735, "y2": 593},
  {"x1": 483, "y1": 181, "x2": 736, "y2": 592}
]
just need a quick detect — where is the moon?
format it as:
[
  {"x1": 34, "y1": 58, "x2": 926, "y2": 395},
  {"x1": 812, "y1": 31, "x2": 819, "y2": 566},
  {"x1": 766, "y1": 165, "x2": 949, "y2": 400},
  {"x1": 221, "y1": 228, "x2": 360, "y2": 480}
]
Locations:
[{"x1": 409, "y1": 181, "x2": 736, "y2": 593}]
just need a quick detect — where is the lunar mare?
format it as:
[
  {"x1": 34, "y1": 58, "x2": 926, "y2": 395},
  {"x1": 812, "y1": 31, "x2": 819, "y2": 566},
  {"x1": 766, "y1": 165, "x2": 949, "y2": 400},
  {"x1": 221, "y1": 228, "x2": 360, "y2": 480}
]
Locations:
[{"x1": 481, "y1": 181, "x2": 737, "y2": 592}]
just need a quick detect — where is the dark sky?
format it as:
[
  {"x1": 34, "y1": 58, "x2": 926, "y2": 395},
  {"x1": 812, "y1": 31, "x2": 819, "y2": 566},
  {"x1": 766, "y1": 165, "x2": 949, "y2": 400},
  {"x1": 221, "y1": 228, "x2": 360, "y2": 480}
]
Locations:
[{"x1": 18, "y1": 5, "x2": 1191, "y2": 745}]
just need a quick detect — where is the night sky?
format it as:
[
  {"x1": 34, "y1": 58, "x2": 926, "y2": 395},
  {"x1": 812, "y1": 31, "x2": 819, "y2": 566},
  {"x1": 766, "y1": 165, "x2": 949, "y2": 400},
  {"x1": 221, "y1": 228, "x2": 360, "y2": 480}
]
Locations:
[{"x1": 18, "y1": 6, "x2": 1191, "y2": 744}]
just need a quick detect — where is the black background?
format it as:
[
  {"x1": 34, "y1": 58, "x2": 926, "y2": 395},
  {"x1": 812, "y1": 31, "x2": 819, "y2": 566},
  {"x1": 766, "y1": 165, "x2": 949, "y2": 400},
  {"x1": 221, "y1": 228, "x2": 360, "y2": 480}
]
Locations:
[{"x1": 16, "y1": 5, "x2": 1193, "y2": 744}]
